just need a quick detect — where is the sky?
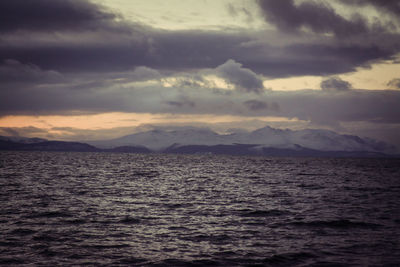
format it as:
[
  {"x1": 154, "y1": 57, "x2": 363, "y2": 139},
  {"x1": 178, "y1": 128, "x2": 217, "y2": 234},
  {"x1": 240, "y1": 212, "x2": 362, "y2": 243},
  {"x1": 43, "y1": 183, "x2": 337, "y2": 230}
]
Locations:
[{"x1": 1, "y1": 0, "x2": 400, "y2": 147}]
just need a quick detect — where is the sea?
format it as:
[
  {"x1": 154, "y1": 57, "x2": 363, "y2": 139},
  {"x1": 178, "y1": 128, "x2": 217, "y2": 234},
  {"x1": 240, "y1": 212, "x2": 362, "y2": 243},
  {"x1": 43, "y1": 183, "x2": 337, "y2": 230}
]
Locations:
[{"x1": 1, "y1": 151, "x2": 399, "y2": 266}]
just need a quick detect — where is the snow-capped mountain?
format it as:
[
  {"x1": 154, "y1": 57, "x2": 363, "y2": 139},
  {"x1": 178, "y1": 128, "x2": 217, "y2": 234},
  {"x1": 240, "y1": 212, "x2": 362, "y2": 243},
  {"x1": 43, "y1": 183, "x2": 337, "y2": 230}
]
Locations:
[
  {"x1": 88, "y1": 126, "x2": 397, "y2": 154},
  {"x1": 89, "y1": 128, "x2": 227, "y2": 150}
]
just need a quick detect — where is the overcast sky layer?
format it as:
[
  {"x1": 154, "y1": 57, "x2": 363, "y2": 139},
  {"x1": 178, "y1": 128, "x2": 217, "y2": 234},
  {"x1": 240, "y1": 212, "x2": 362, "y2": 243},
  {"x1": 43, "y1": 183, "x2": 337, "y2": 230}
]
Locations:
[{"x1": 1, "y1": 0, "x2": 400, "y2": 147}]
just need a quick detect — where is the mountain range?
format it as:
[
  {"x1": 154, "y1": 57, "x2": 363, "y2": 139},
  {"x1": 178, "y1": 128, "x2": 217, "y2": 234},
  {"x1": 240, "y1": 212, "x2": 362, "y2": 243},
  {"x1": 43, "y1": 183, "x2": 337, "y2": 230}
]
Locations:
[
  {"x1": 1, "y1": 126, "x2": 397, "y2": 157},
  {"x1": 88, "y1": 126, "x2": 396, "y2": 153}
]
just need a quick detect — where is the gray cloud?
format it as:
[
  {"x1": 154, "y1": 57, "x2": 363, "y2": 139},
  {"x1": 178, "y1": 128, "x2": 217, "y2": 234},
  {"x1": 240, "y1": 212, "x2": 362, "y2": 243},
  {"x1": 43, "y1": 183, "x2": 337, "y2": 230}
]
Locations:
[
  {"x1": 243, "y1": 100, "x2": 269, "y2": 111},
  {"x1": 387, "y1": 78, "x2": 400, "y2": 89},
  {"x1": 226, "y1": 3, "x2": 253, "y2": 22},
  {"x1": 0, "y1": 29, "x2": 248, "y2": 74},
  {"x1": 130, "y1": 66, "x2": 161, "y2": 81},
  {"x1": 339, "y1": 0, "x2": 400, "y2": 18},
  {"x1": 0, "y1": 0, "x2": 121, "y2": 33},
  {"x1": 0, "y1": 59, "x2": 62, "y2": 84},
  {"x1": 164, "y1": 95, "x2": 196, "y2": 108},
  {"x1": 1, "y1": 76, "x2": 399, "y2": 124},
  {"x1": 321, "y1": 77, "x2": 352, "y2": 92},
  {"x1": 0, "y1": 0, "x2": 398, "y2": 79},
  {"x1": 243, "y1": 100, "x2": 279, "y2": 112},
  {"x1": 165, "y1": 100, "x2": 196, "y2": 108},
  {"x1": 0, "y1": 33, "x2": 151, "y2": 73},
  {"x1": 283, "y1": 43, "x2": 394, "y2": 73},
  {"x1": 215, "y1": 59, "x2": 264, "y2": 93},
  {"x1": 162, "y1": 74, "x2": 214, "y2": 89},
  {"x1": 257, "y1": 0, "x2": 370, "y2": 37}
]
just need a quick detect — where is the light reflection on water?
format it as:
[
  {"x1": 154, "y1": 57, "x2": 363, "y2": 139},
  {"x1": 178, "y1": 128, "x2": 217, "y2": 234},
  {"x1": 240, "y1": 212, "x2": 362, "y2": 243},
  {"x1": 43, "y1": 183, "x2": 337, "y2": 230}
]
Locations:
[{"x1": 0, "y1": 151, "x2": 399, "y2": 266}]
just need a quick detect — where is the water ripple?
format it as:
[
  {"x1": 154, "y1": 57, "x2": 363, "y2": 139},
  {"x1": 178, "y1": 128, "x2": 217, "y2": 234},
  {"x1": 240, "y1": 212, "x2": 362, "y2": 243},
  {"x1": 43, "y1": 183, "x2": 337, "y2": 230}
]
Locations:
[{"x1": 0, "y1": 151, "x2": 399, "y2": 266}]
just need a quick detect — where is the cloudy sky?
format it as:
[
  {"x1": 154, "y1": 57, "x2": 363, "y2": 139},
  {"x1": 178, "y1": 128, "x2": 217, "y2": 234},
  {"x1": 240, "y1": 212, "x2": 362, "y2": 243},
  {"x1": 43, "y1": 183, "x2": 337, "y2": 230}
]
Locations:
[{"x1": 1, "y1": 0, "x2": 400, "y2": 146}]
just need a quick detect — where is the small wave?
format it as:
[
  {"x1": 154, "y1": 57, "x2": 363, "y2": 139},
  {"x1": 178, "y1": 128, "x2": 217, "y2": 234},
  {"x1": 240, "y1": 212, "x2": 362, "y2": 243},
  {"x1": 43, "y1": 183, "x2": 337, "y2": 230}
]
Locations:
[
  {"x1": 262, "y1": 252, "x2": 316, "y2": 266},
  {"x1": 163, "y1": 203, "x2": 192, "y2": 209},
  {"x1": 26, "y1": 211, "x2": 72, "y2": 219},
  {"x1": 190, "y1": 259, "x2": 222, "y2": 266},
  {"x1": 2, "y1": 182, "x2": 21, "y2": 187},
  {"x1": 116, "y1": 257, "x2": 148, "y2": 265},
  {"x1": 152, "y1": 258, "x2": 221, "y2": 267},
  {"x1": 168, "y1": 226, "x2": 189, "y2": 231},
  {"x1": 131, "y1": 170, "x2": 159, "y2": 178},
  {"x1": 62, "y1": 218, "x2": 87, "y2": 225},
  {"x1": 298, "y1": 183, "x2": 325, "y2": 190},
  {"x1": 33, "y1": 234, "x2": 60, "y2": 242},
  {"x1": 120, "y1": 215, "x2": 141, "y2": 224},
  {"x1": 202, "y1": 252, "x2": 316, "y2": 266},
  {"x1": 291, "y1": 219, "x2": 381, "y2": 229},
  {"x1": 239, "y1": 209, "x2": 289, "y2": 217},
  {"x1": 10, "y1": 228, "x2": 36, "y2": 236},
  {"x1": 38, "y1": 248, "x2": 58, "y2": 257},
  {"x1": 297, "y1": 172, "x2": 326, "y2": 176},
  {"x1": 0, "y1": 240, "x2": 24, "y2": 247},
  {"x1": 180, "y1": 234, "x2": 232, "y2": 243},
  {"x1": 212, "y1": 250, "x2": 238, "y2": 257},
  {"x1": 0, "y1": 258, "x2": 26, "y2": 265},
  {"x1": 82, "y1": 244, "x2": 131, "y2": 249}
]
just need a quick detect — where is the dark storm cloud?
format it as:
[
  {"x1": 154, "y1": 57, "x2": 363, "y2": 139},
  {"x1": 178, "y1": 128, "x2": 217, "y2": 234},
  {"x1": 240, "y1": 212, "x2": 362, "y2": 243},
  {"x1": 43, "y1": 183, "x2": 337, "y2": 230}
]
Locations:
[
  {"x1": 0, "y1": 29, "x2": 250, "y2": 73},
  {"x1": 3, "y1": 36, "x2": 393, "y2": 78},
  {"x1": 145, "y1": 31, "x2": 252, "y2": 72},
  {"x1": 0, "y1": 0, "x2": 120, "y2": 33},
  {"x1": 0, "y1": 35, "x2": 151, "y2": 73},
  {"x1": 0, "y1": 0, "x2": 398, "y2": 78},
  {"x1": 0, "y1": 0, "x2": 399, "y2": 79},
  {"x1": 0, "y1": 59, "x2": 62, "y2": 84},
  {"x1": 0, "y1": 0, "x2": 150, "y2": 73},
  {"x1": 321, "y1": 77, "x2": 352, "y2": 92},
  {"x1": 285, "y1": 44, "x2": 392, "y2": 69},
  {"x1": 339, "y1": 0, "x2": 400, "y2": 17},
  {"x1": 0, "y1": 59, "x2": 64, "y2": 86},
  {"x1": 257, "y1": 0, "x2": 369, "y2": 37},
  {"x1": 255, "y1": 42, "x2": 395, "y2": 78}
]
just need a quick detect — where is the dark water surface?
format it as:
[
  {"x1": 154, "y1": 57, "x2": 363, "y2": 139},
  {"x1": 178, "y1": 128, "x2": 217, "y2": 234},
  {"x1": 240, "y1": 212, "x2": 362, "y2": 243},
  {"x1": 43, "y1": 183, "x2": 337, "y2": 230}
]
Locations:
[{"x1": 1, "y1": 151, "x2": 399, "y2": 266}]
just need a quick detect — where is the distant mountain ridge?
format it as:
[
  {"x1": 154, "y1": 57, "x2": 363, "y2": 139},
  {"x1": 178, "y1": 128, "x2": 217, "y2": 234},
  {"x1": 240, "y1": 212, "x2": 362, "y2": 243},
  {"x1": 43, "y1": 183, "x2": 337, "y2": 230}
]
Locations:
[
  {"x1": 1, "y1": 126, "x2": 398, "y2": 157},
  {"x1": 0, "y1": 139, "x2": 150, "y2": 153},
  {"x1": 0, "y1": 136, "x2": 47, "y2": 144},
  {"x1": 88, "y1": 126, "x2": 397, "y2": 154},
  {"x1": 0, "y1": 139, "x2": 99, "y2": 152}
]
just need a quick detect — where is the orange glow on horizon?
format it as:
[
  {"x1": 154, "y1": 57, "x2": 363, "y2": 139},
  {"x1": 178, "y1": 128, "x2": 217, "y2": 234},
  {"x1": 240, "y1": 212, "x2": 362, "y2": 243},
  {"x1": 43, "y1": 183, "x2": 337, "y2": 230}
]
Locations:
[{"x1": 0, "y1": 112, "x2": 297, "y2": 130}]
